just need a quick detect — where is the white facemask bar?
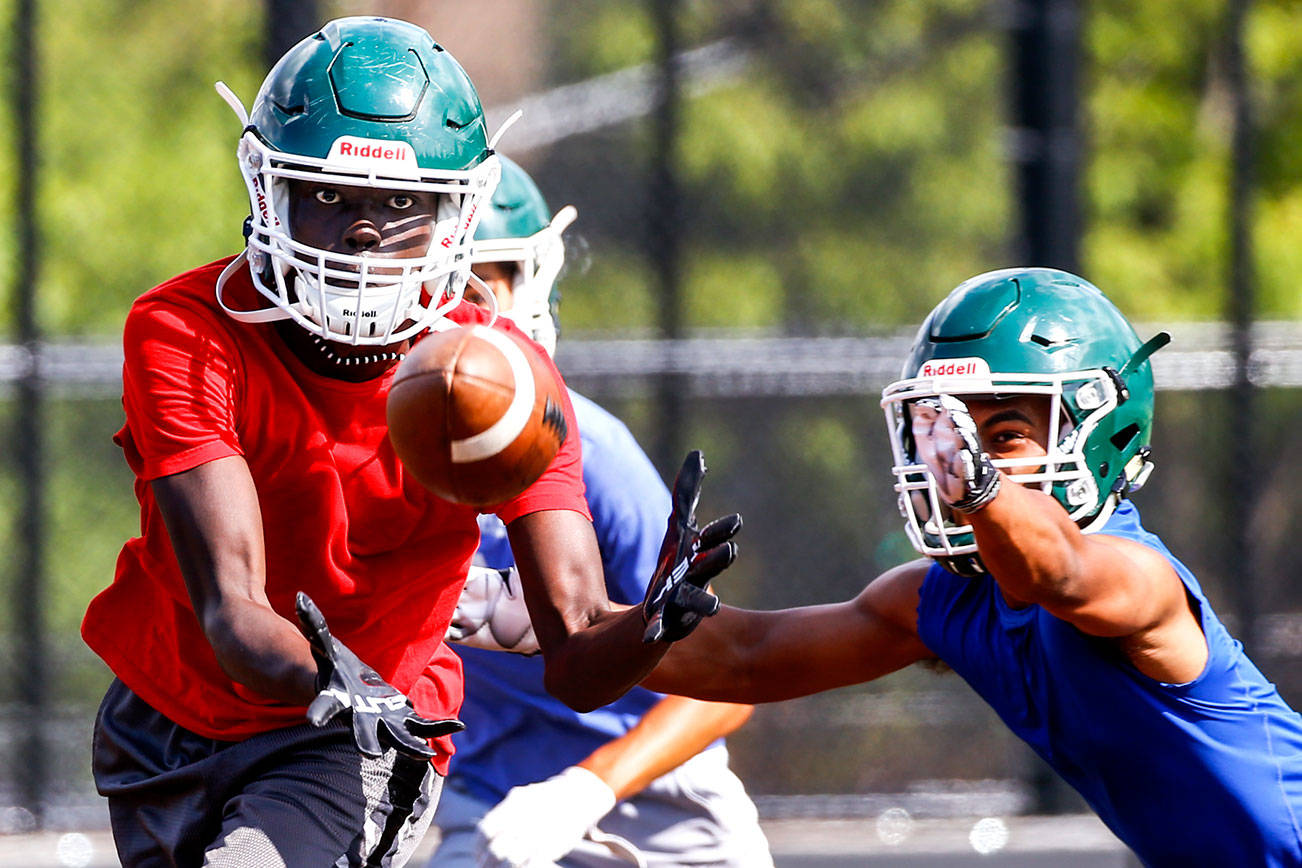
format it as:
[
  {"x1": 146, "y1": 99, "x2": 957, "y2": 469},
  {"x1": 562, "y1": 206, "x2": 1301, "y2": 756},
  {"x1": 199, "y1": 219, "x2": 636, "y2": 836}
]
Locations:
[
  {"x1": 228, "y1": 129, "x2": 501, "y2": 345},
  {"x1": 880, "y1": 369, "x2": 1121, "y2": 559},
  {"x1": 470, "y1": 205, "x2": 576, "y2": 356}
]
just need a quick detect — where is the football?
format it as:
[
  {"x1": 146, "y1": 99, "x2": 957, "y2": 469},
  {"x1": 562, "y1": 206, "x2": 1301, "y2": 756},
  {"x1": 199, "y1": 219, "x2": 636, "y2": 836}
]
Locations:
[{"x1": 387, "y1": 324, "x2": 568, "y2": 506}]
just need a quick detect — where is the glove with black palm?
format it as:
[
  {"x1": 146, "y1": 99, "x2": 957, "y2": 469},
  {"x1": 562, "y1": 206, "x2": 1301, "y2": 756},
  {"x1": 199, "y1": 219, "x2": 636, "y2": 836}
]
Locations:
[
  {"x1": 642, "y1": 451, "x2": 742, "y2": 643},
  {"x1": 295, "y1": 592, "x2": 464, "y2": 759}
]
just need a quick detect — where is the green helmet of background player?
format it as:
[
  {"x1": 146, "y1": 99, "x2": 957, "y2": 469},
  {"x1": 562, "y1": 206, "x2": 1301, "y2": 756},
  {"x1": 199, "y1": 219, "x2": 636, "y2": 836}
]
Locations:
[
  {"x1": 880, "y1": 268, "x2": 1170, "y2": 575},
  {"x1": 471, "y1": 156, "x2": 576, "y2": 357},
  {"x1": 216, "y1": 16, "x2": 501, "y2": 345}
]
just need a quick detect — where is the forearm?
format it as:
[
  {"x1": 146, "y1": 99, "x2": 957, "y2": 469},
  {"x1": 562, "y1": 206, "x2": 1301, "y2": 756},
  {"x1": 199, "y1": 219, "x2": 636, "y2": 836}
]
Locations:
[
  {"x1": 578, "y1": 695, "x2": 752, "y2": 800},
  {"x1": 154, "y1": 457, "x2": 318, "y2": 706},
  {"x1": 201, "y1": 595, "x2": 319, "y2": 704},
  {"x1": 968, "y1": 480, "x2": 1089, "y2": 604},
  {"x1": 543, "y1": 606, "x2": 669, "y2": 712},
  {"x1": 647, "y1": 565, "x2": 932, "y2": 702},
  {"x1": 970, "y1": 482, "x2": 1174, "y2": 635}
]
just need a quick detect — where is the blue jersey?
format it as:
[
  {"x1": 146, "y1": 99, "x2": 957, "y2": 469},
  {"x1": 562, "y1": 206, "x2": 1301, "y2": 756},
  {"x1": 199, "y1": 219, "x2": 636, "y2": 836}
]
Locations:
[
  {"x1": 449, "y1": 391, "x2": 679, "y2": 803},
  {"x1": 917, "y1": 500, "x2": 1302, "y2": 865}
]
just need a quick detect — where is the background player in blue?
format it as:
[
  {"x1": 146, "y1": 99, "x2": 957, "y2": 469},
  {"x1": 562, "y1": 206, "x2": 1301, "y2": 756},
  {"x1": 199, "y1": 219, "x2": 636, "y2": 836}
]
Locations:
[
  {"x1": 640, "y1": 268, "x2": 1302, "y2": 866},
  {"x1": 427, "y1": 158, "x2": 773, "y2": 867}
]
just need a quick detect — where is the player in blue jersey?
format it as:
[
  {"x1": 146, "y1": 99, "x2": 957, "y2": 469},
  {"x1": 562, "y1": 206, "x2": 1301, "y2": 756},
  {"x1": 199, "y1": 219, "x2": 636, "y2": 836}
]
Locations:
[
  {"x1": 426, "y1": 157, "x2": 772, "y2": 868},
  {"x1": 644, "y1": 268, "x2": 1302, "y2": 866}
]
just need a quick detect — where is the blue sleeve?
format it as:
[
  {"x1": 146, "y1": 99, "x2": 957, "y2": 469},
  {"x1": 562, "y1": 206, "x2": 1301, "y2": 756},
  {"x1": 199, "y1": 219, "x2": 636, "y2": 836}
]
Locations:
[{"x1": 572, "y1": 395, "x2": 672, "y2": 606}]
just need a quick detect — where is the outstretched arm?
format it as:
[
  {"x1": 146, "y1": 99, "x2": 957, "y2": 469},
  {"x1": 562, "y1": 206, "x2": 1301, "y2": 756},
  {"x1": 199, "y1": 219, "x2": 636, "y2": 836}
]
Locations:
[
  {"x1": 155, "y1": 456, "x2": 447, "y2": 758},
  {"x1": 643, "y1": 561, "x2": 935, "y2": 703},
  {"x1": 506, "y1": 452, "x2": 740, "y2": 712},
  {"x1": 152, "y1": 455, "x2": 317, "y2": 704}
]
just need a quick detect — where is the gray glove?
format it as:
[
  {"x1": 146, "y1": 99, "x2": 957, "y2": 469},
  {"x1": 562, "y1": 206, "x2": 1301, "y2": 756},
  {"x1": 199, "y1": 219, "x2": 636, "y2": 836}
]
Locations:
[{"x1": 910, "y1": 394, "x2": 1002, "y2": 513}]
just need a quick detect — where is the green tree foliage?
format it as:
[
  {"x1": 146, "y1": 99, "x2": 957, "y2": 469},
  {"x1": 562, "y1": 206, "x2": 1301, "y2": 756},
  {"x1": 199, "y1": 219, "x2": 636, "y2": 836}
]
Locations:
[
  {"x1": 546, "y1": 0, "x2": 1302, "y2": 335},
  {"x1": 1087, "y1": 0, "x2": 1302, "y2": 319},
  {"x1": 0, "y1": 0, "x2": 1297, "y2": 335},
  {"x1": 0, "y1": 0, "x2": 261, "y2": 335}
]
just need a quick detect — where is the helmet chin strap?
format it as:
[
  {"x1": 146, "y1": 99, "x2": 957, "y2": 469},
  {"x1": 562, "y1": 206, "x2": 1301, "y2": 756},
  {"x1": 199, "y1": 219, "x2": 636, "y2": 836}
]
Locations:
[
  {"x1": 216, "y1": 251, "x2": 289, "y2": 324},
  {"x1": 464, "y1": 270, "x2": 500, "y2": 327}
]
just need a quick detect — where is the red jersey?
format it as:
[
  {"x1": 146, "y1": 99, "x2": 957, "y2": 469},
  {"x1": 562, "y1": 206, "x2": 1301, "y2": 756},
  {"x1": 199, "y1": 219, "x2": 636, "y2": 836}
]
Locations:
[{"x1": 81, "y1": 257, "x2": 589, "y2": 772}]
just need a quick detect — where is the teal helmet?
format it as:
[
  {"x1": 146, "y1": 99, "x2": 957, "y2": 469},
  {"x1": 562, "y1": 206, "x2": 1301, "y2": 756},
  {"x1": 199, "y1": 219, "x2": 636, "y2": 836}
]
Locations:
[
  {"x1": 215, "y1": 17, "x2": 500, "y2": 345},
  {"x1": 880, "y1": 268, "x2": 1169, "y2": 573},
  {"x1": 470, "y1": 156, "x2": 575, "y2": 356}
]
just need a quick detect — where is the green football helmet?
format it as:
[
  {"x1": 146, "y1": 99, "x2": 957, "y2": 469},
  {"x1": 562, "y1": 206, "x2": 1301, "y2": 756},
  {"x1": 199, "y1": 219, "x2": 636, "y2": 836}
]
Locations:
[
  {"x1": 880, "y1": 268, "x2": 1169, "y2": 573},
  {"x1": 215, "y1": 17, "x2": 501, "y2": 345},
  {"x1": 470, "y1": 156, "x2": 575, "y2": 356}
]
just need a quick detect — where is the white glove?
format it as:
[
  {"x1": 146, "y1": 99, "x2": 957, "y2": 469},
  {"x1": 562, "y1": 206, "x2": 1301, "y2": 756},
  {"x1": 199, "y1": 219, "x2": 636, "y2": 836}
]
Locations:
[
  {"x1": 910, "y1": 394, "x2": 1002, "y2": 512},
  {"x1": 447, "y1": 565, "x2": 540, "y2": 655},
  {"x1": 476, "y1": 766, "x2": 617, "y2": 868}
]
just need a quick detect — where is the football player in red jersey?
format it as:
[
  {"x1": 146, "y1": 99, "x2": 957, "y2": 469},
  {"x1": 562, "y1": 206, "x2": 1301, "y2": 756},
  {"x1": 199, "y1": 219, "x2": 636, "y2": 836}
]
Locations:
[{"x1": 81, "y1": 18, "x2": 735, "y2": 868}]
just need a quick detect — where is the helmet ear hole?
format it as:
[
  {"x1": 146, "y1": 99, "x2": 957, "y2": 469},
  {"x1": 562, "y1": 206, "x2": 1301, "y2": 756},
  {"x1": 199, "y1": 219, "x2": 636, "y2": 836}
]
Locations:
[{"x1": 1110, "y1": 423, "x2": 1140, "y2": 452}]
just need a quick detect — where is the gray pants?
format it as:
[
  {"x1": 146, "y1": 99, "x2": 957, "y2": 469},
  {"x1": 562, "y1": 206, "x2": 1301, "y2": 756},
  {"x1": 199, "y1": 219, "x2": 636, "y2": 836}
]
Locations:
[
  {"x1": 93, "y1": 678, "x2": 443, "y2": 867},
  {"x1": 427, "y1": 746, "x2": 772, "y2": 868}
]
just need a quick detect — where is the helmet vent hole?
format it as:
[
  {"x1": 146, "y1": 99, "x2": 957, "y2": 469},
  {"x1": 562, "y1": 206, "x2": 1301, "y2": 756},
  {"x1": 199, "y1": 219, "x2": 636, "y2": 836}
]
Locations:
[
  {"x1": 1110, "y1": 423, "x2": 1140, "y2": 452},
  {"x1": 1099, "y1": 461, "x2": 1109, "y2": 477}
]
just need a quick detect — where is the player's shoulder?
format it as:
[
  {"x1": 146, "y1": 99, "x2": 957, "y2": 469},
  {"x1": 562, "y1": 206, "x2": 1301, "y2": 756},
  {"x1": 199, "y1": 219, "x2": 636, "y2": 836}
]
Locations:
[
  {"x1": 1094, "y1": 501, "x2": 1189, "y2": 586},
  {"x1": 124, "y1": 256, "x2": 242, "y2": 340},
  {"x1": 134, "y1": 256, "x2": 238, "y2": 308},
  {"x1": 857, "y1": 558, "x2": 931, "y2": 634},
  {"x1": 564, "y1": 389, "x2": 630, "y2": 442},
  {"x1": 127, "y1": 256, "x2": 242, "y2": 329}
]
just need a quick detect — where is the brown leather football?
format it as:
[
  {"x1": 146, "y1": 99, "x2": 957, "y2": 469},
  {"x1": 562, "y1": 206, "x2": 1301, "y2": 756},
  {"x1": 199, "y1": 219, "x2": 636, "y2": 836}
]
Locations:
[{"x1": 387, "y1": 325, "x2": 568, "y2": 506}]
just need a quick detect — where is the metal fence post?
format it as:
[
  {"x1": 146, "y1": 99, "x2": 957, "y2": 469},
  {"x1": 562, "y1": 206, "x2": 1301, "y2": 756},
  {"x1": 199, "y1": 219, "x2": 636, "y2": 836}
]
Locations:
[
  {"x1": 1007, "y1": 0, "x2": 1083, "y2": 815},
  {"x1": 265, "y1": 0, "x2": 320, "y2": 69},
  {"x1": 648, "y1": 0, "x2": 686, "y2": 475},
  {"x1": 12, "y1": 0, "x2": 48, "y2": 830},
  {"x1": 1225, "y1": 0, "x2": 1258, "y2": 653}
]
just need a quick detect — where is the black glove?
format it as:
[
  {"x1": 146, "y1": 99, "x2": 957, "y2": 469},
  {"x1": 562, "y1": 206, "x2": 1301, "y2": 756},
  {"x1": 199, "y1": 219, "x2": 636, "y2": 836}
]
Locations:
[
  {"x1": 295, "y1": 592, "x2": 464, "y2": 759},
  {"x1": 642, "y1": 451, "x2": 742, "y2": 643}
]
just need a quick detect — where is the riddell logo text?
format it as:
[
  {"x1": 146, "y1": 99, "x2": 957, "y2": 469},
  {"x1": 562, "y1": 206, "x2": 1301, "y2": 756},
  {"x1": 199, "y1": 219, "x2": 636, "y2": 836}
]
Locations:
[
  {"x1": 440, "y1": 204, "x2": 478, "y2": 249},
  {"x1": 337, "y1": 141, "x2": 411, "y2": 162},
  {"x1": 918, "y1": 358, "x2": 989, "y2": 378}
]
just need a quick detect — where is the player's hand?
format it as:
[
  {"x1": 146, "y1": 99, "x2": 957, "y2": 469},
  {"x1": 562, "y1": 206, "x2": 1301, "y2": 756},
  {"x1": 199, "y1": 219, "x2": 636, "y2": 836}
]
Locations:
[
  {"x1": 475, "y1": 766, "x2": 617, "y2": 868},
  {"x1": 642, "y1": 450, "x2": 741, "y2": 643},
  {"x1": 295, "y1": 592, "x2": 464, "y2": 759},
  {"x1": 446, "y1": 565, "x2": 540, "y2": 655},
  {"x1": 910, "y1": 394, "x2": 1001, "y2": 512}
]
